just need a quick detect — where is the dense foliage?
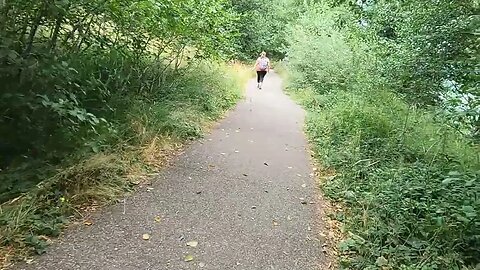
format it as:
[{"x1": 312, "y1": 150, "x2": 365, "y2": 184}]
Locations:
[
  {"x1": 0, "y1": 0, "x2": 249, "y2": 262},
  {"x1": 1, "y1": 0, "x2": 478, "y2": 268},
  {"x1": 0, "y1": 0, "x2": 240, "y2": 201},
  {"x1": 283, "y1": 0, "x2": 479, "y2": 269},
  {"x1": 230, "y1": 0, "x2": 293, "y2": 59}
]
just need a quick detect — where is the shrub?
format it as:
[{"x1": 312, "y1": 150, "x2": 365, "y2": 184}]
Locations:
[{"x1": 285, "y1": 3, "x2": 480, "y2": 269}]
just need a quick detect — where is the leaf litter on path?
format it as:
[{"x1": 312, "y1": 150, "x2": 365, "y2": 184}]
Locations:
[
  {"x1": 186, "y1": 241, "x2": 198, "y2": 247},
  {"x1": 184, "y1": 254, "x2": 194, "y2": 262},
  {"x1": 83, "y1": 220, "x2": 93, "y2": 226},
  {"x1": 142, "y1": 234, "x2": 150, "y2": 240}
]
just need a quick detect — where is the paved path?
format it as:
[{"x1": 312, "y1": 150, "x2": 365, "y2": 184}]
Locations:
[{"x1": 17, "y1": 72, "x2": 325, "y2": 270}]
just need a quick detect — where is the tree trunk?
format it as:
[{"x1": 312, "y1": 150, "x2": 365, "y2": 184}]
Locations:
[
  {"x1": 23, "y1": 5, "x2": 45, "y2": 57},
  {"x1": 50, "y1": 15, "x2": 64, "y2": 52}
]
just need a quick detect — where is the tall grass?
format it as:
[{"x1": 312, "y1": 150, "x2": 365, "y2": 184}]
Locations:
[
  {"x1": 0, "y1": 61, "x2": 250, "y2": 266},
  {"x1": 284, "y1": 4, "x2": 480, "y2": 269}
]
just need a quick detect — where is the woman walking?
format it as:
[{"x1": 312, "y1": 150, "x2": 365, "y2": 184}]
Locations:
[{"x1": 254, "y1": 51, "x2": 270, "y2": 89}]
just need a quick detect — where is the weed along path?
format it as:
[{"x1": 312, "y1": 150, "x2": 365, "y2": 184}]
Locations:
[{"x1": 16, "y1": 71, "x2": 327, "y2": 270}]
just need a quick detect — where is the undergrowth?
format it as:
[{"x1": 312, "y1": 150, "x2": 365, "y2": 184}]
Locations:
[
  {"x1": 281, "y1": 3, "x2": 479, "y2": 268},
  {"x1": 290, "y1": 86, "x2": 479, "y2": 269},
  {"x1": 0, "y1": 62, "x2": 249, "y2": 266}
]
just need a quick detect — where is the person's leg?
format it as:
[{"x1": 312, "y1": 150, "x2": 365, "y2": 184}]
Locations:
[
  {"x1": 259, "y1": 71, "x2": 267, "y2": 88},
  {"x1": 256, "y1": 71, "x2": 261, "y2": 88}
]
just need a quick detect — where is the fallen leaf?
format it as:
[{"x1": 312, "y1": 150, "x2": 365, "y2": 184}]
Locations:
[
  {"x1": 186, "y1": 241, "x2": 198, "y2": 247},
  {"x1": 184, "y1": 255, "x2": 194, "y2": 262},
  {"x1": 273, "y1": 220, "x2": 279, "y2": 226},
  {"x1": 154, "y1": 216, "x2": 162, "y2": 223},
  {"x1": 84, "y1": 220, "x2": 93, "y2": 226},
  {"x1": 199, "y1": 262, "x2": 206, "y2": 267},
  {"x1": 221, "y1": 152, "x2": 226, "y2": 155},
  {"x1": 288, "y1": 166, "x2": 293, "y2": 169},
  {"x1": 142, "y1": 233, "x2": 150, "y2": 240},
  {"x1": 251, "y1": 205, "x2": 257, "y2": 209},
  {"x1": 287, "y1": 216, "x2": 292, "y2": 221},
  {"x1": 297, "y1": 174, "x2": 302, "y2": 177},
  {"x1": 234, "y1": 150, "x2": 239, "y2": 153},
  {"x1": 130, "y1": 179, "x2": 141, "y2": 185},
  {"x1": 301, "y1": 184, "x2": 307, "y2": 188}
]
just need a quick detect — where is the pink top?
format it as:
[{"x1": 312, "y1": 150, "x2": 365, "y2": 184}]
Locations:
[{"x1": 255, "y1": 57, "x2": 270, "y2": 71}]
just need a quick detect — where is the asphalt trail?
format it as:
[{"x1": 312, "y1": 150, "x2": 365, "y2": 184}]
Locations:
[{"x1": 17, "y1": 71, "x2": 325, "y2": 270}]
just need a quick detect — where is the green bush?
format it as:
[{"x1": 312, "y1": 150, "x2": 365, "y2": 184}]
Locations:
[
  {"x1": 286, "y1": 5, "x2": 355, "y2": 93},
  {"x1": 285, "y1": 3, "x2": 480, "y2": 269},
  {"x1": 0, "y1": 61, "x2": 247, "y2": 259},
  {"x1": 0, "y1": 0, "x2": 247, "y2": 204},
  {"x1": 295, "y1": 85, "x2": 480, "y2": 269}
]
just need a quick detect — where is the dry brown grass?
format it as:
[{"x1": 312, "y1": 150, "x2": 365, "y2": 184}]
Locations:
[
  {"x1": 309, "y1": 151, "x2": 344, "y2": 270},
  {"x1": 0, "y1": 63, "x2": 251, "y2": 269}
]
